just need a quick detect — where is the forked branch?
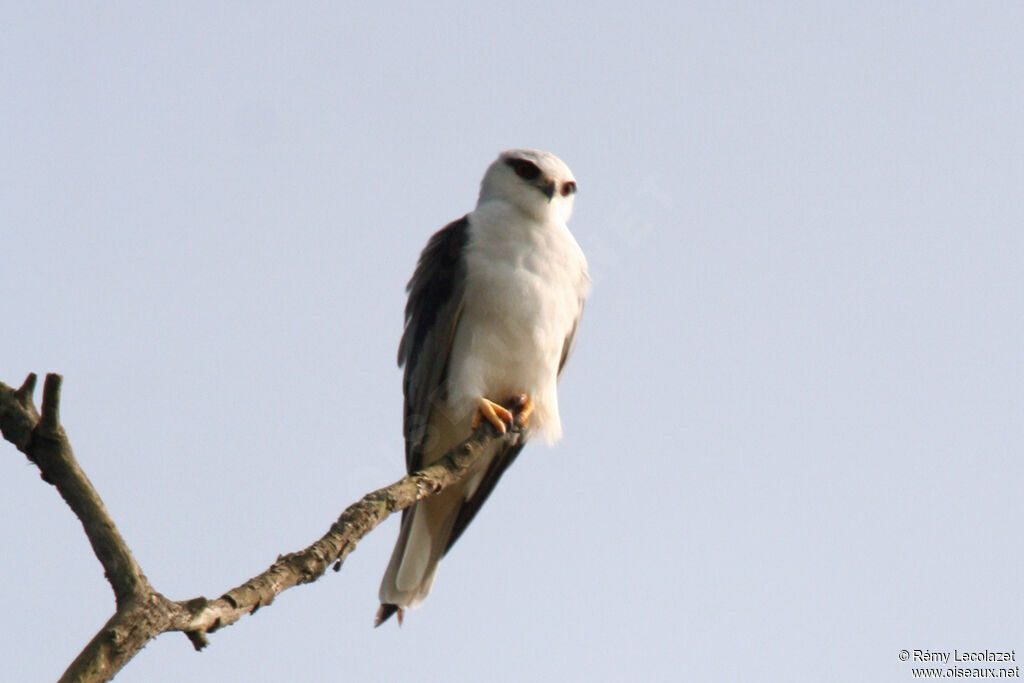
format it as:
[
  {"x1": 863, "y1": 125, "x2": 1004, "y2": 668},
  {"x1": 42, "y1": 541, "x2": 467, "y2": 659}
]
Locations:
[{"x1": 0, "y1": 373, "x2": 523, "y2": 683}]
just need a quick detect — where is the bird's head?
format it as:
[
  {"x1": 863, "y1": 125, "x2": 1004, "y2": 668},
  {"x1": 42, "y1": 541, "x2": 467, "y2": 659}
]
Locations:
[{"x1": 477, "y1": 149, "x2": 577, "y2": 224}]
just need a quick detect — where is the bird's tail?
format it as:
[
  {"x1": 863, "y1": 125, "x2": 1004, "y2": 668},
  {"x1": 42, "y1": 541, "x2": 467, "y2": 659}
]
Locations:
[{"x1": 375, "y1": 483, "x2": 465, "y2": 626}]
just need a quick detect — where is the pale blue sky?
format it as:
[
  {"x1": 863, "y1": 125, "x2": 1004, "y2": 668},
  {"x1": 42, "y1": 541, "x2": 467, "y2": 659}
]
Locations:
[{"x1": 2, "y1": 3, "x2": 1022, "y2": 681}]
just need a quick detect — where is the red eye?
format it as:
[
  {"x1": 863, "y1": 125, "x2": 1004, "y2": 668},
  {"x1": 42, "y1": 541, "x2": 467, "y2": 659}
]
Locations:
[{"x1": 560, "y1": 181, "x2": 577, "y2": 196}]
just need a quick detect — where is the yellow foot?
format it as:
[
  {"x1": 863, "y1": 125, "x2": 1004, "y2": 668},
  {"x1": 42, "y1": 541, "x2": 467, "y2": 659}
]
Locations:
[
  {"x1": 511, "y1": 394, "x2": 534, "y2": 428},
  {"x1": 471, "y1": 397, "x2": 515, "y2": 434}
]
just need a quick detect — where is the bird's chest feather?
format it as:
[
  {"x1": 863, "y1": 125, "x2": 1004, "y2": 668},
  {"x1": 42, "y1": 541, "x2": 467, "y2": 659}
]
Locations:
[{"x1": 450, "y1": 214, "x2": 585, "y2": 402}]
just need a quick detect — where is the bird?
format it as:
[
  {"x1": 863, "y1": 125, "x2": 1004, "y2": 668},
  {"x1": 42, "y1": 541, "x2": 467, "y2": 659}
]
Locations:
[{"x1": 376, "y1": 149, "x2": 589, "y2": 626}]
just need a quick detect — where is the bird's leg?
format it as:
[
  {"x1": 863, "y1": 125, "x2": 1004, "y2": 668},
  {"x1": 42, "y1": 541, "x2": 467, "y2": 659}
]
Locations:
[
  {"x1": 472, "y1": 397, "x2": 515, "y2": 434},
  {"x1": 511, "y1": 393, "x2": 534, "y2": 428}
]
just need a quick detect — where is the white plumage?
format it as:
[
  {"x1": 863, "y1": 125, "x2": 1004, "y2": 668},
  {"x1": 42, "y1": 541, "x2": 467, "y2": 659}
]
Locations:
[
  {"x1": 452, "y1": 185, "x2": 588, "y2": 443},
  {"x1": 377, "y1": 149, "x2": 588, "y2": 625}
]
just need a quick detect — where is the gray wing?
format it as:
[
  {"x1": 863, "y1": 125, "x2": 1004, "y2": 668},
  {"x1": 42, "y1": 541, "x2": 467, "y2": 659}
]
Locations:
[
  {"x1": 558, "y1": 301, "x2": 584, "y2": 376},
  {"x1": 444, "y1": 300, "x2": 584, "y2": 554},
  {"x1": 398, "y1": 215, "x2": 470, "y2": 473}
]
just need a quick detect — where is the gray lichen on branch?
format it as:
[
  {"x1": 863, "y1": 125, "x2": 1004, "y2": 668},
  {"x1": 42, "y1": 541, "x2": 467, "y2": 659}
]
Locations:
[
  {"x1": 177, "y1": 413, "x2": 522, "y2": 648},
  {"x1": 0, "y1": 373, "x2": 524, "y2": 683}
]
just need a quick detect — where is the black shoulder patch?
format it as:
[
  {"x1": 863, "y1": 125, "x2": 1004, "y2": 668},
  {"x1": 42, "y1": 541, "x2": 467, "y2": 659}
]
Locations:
[{"x1": 398, "y1": 215, "x2": 470, "y2": 369}]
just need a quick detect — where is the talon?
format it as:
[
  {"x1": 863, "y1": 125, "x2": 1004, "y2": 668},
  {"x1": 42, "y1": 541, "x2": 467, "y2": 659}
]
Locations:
[
  {"x1": 512, "y1": 394, "x2": 534, "y2": 428},
  {"x1": 472, "y1": 397, "x2": 514, "y2": 434}
]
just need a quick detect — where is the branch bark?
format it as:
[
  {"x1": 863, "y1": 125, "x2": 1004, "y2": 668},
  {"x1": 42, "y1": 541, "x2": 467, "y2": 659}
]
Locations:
[{"x1": 0, "y1": 373, "x2": 524, "y2": 682}]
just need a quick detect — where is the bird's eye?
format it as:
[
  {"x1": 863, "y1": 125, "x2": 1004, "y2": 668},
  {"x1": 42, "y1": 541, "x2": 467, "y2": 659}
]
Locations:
[
  {"x1": 560, "y1": 181, "x2": 577, "y2": 196},
  {"x1": 506, "y1": 158, "x2": 541, "y2": 180}
]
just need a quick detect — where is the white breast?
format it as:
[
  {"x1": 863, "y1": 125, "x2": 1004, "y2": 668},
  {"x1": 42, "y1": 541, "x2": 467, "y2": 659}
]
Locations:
[{"x1": 446, "y1": 201, "x2": 588, "y2": 444}]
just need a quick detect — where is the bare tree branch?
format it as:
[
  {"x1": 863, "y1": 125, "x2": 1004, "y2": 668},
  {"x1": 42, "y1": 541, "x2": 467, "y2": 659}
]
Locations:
[
  {"x1": 9, "y1": 374, "x2": 151, "y2": 604},
  {"x1": 1, "y1": 373, "x2": 523, "y2": 682}
]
